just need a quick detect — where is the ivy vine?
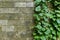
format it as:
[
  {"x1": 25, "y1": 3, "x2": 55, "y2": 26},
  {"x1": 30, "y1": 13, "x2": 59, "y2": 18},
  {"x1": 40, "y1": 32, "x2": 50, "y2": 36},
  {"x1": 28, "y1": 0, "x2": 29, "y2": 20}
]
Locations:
[{"x1": 33, "y1": 0, "x2": 60, "y2": 40}]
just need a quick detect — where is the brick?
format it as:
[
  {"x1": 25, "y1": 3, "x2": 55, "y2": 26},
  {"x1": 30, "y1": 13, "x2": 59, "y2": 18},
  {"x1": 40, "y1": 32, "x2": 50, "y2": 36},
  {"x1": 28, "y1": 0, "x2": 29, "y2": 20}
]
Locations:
[
  {"x1": 0, "y1": 2, "x2": 14, "y2": 8},
  {"x1": 0, "y1": 13, "x2": 20, "y2": 20},
  {"x1": 0, "y1": 8, "x2": 20, "y2": 13},
  {"x1": 15, "y1": 26, "x2": 27, "y2": 31},
  {"x1": 2, "y1": 25, "x2": 14, "y2": 32},
  {"x1": 25, "y1": 0, "x2": 33, "y2": 2},
  {"x1": 8, "y1": 20, "x2": 19, "y2": 26},
  {"x1": 7, "y1": 13, "x2": 20, "y2": 20},
  {"x1": 26, "y1": 2, "x2": 34, "y2": 7},
  {"x1": 0, "y1": 0, "x2": 25, "y2": 2},
  {"x1": 0, "y1": 0, "x2": 33, "y2": 2},
  {"x1": 0, "y1": 20, "x2": 8, "y2": 25},
  {"x1": 20, "y1": 8, "x2": 34, "y2": 13},
  {"x1": 14, "y1": 2, "x2": 26, "y2": 7},
  {"x1": 0, "y1": 13, "x2": 8, "y2": 20},
  {"x1": 14, "y1": 2, "x2": 34, "y2": 7}
]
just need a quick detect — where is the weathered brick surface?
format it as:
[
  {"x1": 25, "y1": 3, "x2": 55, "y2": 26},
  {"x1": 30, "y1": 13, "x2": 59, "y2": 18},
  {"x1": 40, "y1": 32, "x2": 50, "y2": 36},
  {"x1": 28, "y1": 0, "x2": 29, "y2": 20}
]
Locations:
[
  {"x1": 0, "y1": 0, "x2": 34, "y2": 40},
  {"x1": 0, "y1": 0, "x2": 33, "y2": 2},
  {"x1": 0, "y1": 2, "x2": 14, "y2": 7}
]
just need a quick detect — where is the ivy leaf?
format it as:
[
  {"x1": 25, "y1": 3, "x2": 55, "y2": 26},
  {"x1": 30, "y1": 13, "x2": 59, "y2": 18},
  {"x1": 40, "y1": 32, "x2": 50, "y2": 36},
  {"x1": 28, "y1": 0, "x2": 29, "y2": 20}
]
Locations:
[
  {"x1": 36, "y1": 24, "x2": 42, "y2": 30},
  {"x1": 34, "y1": 14, "x2": 40, "y2": 21},
  {"x1": 42, "y1": 21, "x2": 50, "y2": 27},
  {"x1": 38, "y1": 30, "x2": 43, "y2": 35},
  {"x1": 49, "y1": 35, "x2": 52, "y2": 38},
  {"x1": 34, "y1": 36, "x2": 40, "y2": 39},
  {"x1": 54, "y1": 1, "x2": 60, "y2": 6},
  {"x1": 43, "y1": 17, "x2": 49, "y2": 22},
  {"x1": 34, "y1": 0, "x2": 41, "y2": 5},
  {"x1": 35, "y1": 6, "x2": 41, "y2": 12},
  {"x1": 52, "y1": 36, "x2": 56, "y2": 40},
  {"x1": 33, "y1": 32, "x2": 36, "y2": 36},
  {"x1": 57, "y1": 28, "x2": 60, "y2": 31},
  {"x1": 50, "y1": 27, "x2": 53, "y2": 31},
  {"x1": 45, "y1": 29, "x2": 51, "y2": 35},
  {"x1": 57, "y1": 32, "x2": 60, "y2": 36},
  {"x1": 41, "y1": 36, "x2": 46, "y2": 40},
  {"x1": 53, "y1": 22, "x2": 58, "y2": 28},
  {"x1": 42, "y1": 0, "x2": 46, "y2": 2},
  {"x1": 52, "y1": 18, "x2": 56, "y2": 21},
  {"x1": 55, "y1": 10, "x2": 60, "y2": 13},
  {"x1": 57, "y1": 14, "x2": 60, "y2": 17},
  {"x1": 57, "y1": 19, "x2": 60, "y2": 24},
  {"x1": 57, "y1": 7, "x2": 60, "y2": 10},
  {"x1": 41, "y1": 28, "x2": 46, "y2": 31},
  {"x1": 35, "y1": 0, "x2": 41, "y2": 3},
  {"x1": 52, "y1": 30, "x2": 56, "y2": 35},
  {"x1": 45, "y1": 13, "x2": 53, "y2": 18},
  {"x1": 39, "y1": 13, "x2": 44, "y2": 17}
]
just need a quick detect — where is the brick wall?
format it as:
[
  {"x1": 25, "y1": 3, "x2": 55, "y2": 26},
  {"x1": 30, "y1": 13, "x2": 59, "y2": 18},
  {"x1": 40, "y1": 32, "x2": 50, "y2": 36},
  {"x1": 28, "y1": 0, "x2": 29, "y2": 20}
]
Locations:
[{"x1": 0, "y1": 0, "x2": 34, "y2": 40}]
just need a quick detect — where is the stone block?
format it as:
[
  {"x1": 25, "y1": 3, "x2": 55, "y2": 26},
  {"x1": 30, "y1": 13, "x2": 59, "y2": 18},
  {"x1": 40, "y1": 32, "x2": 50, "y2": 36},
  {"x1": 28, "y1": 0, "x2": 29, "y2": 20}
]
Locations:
[
  {"x1": 0, "y1": 8, "x2": 20, "y2": 13},
  {"x1": 7, "y1": 13, "x2": 20, "y2": 20},
  {"x1": 2, "y1": 25, "x2": 14, "y2": 32},
  {"x1": 0, "y1": 13, "x2": 8, "y2": 20},
  {"x1": 15, "y1": 26, "x2": 27, "y2": 32},
  {"x1": 0, "y1": 0, "x2": 33, "y2": 2},
  {"x1": 0, "y1": 2, "x2": 14, "y2": 8},
  {"x1": 0, "y1": 13, "x2": 20, "y2": 20},
  {"x1": 0, "y1": 0, "x2": 25, "y2": 2},
  {"x1": 0, "y1": 20, "x2": 8, "y2": 25},
  {"x1": 25, "y1": 0, "x2": 33, "y2": 2},
  {"x1": 20, "y1": 8, "x2": 34, "y2": 13},
  {"x1": 14, "y1": 2, "x2": 26, "y2": 7},
  {"x1": 14, "y1": 2, "x2": 34, "y2": 7},
  {"x1": 26, "y1": 2, "x2": 34, "y2": 7},
  {"x1": 8, "y1": 20, "x2": 19, "y2": 26}
]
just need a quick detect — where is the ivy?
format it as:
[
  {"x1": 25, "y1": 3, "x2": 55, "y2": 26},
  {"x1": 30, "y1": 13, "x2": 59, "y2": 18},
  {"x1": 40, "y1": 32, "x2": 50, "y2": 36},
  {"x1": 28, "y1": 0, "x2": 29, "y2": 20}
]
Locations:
[{"x1": 33, "y1": 0, "x2": 60, "y2": 40}]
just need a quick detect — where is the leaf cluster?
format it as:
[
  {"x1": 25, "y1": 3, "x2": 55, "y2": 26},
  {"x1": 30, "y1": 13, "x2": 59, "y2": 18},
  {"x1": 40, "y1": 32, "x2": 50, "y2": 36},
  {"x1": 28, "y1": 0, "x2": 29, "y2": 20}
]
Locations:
[{"x1": 33, "y1": 0, "x2": 60, "y2": 40}]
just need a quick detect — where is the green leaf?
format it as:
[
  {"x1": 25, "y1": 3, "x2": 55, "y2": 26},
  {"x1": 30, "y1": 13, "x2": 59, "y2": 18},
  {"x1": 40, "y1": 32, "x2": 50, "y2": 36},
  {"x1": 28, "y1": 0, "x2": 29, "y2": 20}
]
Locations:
[
  {"x1": 53, "y1": 22, "x2": 58, "y2": 28},
  {"x1": 38, "y1": 30, "x2": 43, "y2": 35},
  {"x1": 35, "y1": 0, "x2": 41, "y2": 3},
  {"x1": 45, "y1": 29, "x2": 51, "y2": 35},
  {"x1": 34, "y1": 36, "x2": 40, "y2": 39},
  {"x1": 55, "y1": 10, "x2": 60, "y2": 13},
  {"x1": 41, "y1": 36, "x2": 46, "y2": 40},
  {"x1": 57, "y1": 28, "x2": 60, "y2": 31},
  {"x1": 54, "y1": 1, "x2": 60, "y2": 6},
  {"x1": 39, "y1": 13, "x2": 44, "y2": 17},
  {"x1": 42, "y1": 21, "x2": 50, "y2": 27},
  {"x1": 52, "y1": 18, "x2": 56, "y2": 21},
  {"x1": 36, "y1": 24, "x2": 42, "y2": 30},
  {"x1": 50, "y1": 27, "x2": 53, "y2": 31},
  {"x1": 34, "y1": 0, "x2": 41, "y2": 5},
  {"x1": 57, "y1": 7, "x2": 60, "y2": 10},
  {"x1": 57, "y1": 32, "x2": 60, "y2": 36},
  {"x1": 41, "y1": 28, "x2": 46, "y2": 31},
  {"x1": 44, "y1": 13, "x2": 53, "y2": 18},
  {"x1": 33, "y1": 32, "x2": 36, "y2": 36},
  {"x1": 57, "y1": 19, "x2": 60, "y2": 24},
  {"x1": 49, "y1": 35, "x2": 52, "y2": 38},
  {"x1": 52, "y1": 30, "x2": 56, "y2": 35},
  {"x1": 34, "y1": 14, "x2": 40, "y2": 21},
  {"x1": 42, "y1": 0, "x2": 46, "y2": 2},
  {"x1": 43, "y1": 17, "x2": 48, "y2": 22},
  {"x1": 35, "y1": 6, "x2": 41, "y2": 12},
  {"x1": 57, "y1": 14, "x2": 60, "y2": 17},
  {"x1": 52, "y1": 36, "x2": 56, "y2": 40}
]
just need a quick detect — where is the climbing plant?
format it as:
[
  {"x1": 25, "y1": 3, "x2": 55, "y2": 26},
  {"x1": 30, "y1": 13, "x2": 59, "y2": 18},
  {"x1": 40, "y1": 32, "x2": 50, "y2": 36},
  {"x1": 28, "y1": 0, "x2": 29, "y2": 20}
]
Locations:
[{"x1": 33, "y1": 0, "x2": 60, "y2": 40}]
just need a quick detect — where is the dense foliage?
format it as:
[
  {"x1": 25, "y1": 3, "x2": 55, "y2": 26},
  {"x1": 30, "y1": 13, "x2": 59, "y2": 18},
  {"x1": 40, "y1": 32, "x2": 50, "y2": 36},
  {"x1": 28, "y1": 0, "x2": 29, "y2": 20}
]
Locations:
[{"x1": 33, "y1": 0, "x2": 60, "y2": 40}]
